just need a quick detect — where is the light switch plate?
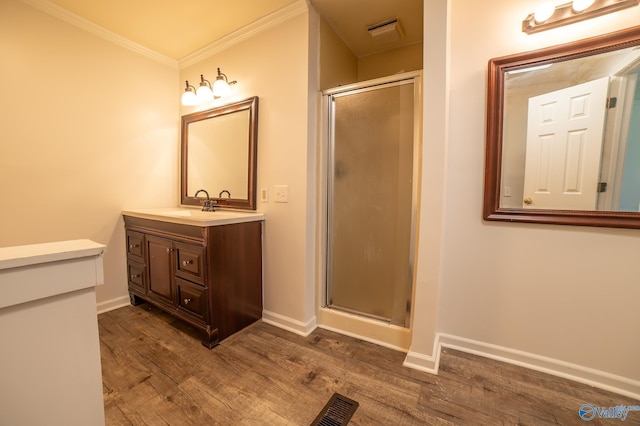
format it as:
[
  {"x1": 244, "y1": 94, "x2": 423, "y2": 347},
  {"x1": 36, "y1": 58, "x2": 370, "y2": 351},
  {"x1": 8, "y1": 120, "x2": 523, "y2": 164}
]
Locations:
[{"x1": 274, "y1": 185, "x2": 288, "y2": 203}]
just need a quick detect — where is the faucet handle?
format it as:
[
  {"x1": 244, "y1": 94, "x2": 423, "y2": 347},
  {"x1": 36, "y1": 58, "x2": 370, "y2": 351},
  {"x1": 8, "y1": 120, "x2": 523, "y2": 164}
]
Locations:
[{"x1": 201, "y1": 199, "x2": 217, "y2": 212}]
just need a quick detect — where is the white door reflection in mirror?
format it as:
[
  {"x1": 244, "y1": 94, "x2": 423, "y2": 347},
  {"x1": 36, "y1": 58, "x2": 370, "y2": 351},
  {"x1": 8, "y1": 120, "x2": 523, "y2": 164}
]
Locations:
[
  {"x1": 499, "y1": 44, "x2": 640, "y2": 212},
  {"x1": 522, "y1": 77, "x2": 609, "y2": 209}
]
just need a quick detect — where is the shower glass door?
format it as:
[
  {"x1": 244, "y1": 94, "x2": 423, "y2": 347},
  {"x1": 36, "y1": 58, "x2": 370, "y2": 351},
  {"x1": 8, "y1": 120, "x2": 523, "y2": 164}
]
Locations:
[{"x1": 326, "y1": 77, "x2": 418, "y2": 327}]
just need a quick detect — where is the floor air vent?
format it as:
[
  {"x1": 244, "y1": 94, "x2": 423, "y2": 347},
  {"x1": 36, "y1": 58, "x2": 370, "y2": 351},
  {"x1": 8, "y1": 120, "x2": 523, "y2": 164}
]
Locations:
[{"x1": 310, "y1": 393, "x2": 359, "y2": 426}]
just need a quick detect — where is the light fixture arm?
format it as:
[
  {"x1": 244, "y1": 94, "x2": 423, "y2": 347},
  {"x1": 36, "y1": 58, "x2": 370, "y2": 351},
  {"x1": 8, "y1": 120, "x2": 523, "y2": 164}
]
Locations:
[
  {"x1": 184, "y1": 80, "x2": 196, "y2": 92},
  {"x1": 216, "y1": 67, "x2": 237, "y2": 86},
  {"x1": 199, "y1": 74, "x2": 212, "y2": 90}
]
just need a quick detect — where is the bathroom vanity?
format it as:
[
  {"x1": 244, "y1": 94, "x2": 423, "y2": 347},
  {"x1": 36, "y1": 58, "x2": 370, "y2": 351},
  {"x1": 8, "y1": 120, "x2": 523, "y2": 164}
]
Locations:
[{"x1": 122, "y1": 208, "x2": 264, "y2": 348}]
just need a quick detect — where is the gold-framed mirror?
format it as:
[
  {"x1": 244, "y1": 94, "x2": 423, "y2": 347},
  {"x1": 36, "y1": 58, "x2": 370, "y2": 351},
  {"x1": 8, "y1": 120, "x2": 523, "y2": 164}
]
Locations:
[
  {"x1": 484, "y1": 26, "x2": 640, "y2": 228},
  {"x1": 181, "y1": 96, "x2": 258, "y2": 210}
]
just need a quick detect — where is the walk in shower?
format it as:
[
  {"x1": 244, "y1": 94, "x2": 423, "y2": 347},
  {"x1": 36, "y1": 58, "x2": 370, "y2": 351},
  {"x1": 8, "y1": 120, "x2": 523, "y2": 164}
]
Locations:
[{"x1": 321, "y1": 72, "x2": 421, "y2": 342}]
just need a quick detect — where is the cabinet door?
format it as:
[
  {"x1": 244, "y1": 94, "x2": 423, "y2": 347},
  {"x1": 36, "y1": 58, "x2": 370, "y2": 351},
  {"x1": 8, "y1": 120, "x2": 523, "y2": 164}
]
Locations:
[{"x1": 146, "y1": 235, "x2": 174, "y2": 307}]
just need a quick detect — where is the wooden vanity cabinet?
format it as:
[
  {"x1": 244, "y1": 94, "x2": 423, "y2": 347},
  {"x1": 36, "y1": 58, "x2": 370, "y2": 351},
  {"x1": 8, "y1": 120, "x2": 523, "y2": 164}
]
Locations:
[{"x1": 123, "y1": 215, "x2": 263, "y2": 349}]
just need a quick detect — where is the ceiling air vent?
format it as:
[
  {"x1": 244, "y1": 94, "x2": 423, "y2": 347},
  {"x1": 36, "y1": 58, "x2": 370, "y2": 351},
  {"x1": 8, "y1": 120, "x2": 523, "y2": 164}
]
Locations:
[{"x1": 367, "y1": 18, "x2": 404, "y2": 43}]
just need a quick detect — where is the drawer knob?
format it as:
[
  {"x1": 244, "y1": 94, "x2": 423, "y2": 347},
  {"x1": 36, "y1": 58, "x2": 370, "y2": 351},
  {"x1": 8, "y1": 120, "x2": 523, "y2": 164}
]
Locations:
[
  {"x1": 182, "y1": 260, "x2": 193, "y2": 266},
  {"x1": 130, "y1": 274, "x2": 140, "y2": 279},
  {"x1": 184, "y1": 298, "x2": 192, "y2": 305},
  {"x1": 129, "y1": 244, "x2": 139, "y2": 249}
]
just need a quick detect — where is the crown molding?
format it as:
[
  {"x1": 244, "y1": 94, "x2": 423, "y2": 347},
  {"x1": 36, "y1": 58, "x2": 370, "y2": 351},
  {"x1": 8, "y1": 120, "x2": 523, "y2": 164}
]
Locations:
[
  {"x1": 178, "y1": 0, "x2": 309, "y2": 69},
  {"x1": 20, "y1": 0, "x2": 179, "y2": 68}
]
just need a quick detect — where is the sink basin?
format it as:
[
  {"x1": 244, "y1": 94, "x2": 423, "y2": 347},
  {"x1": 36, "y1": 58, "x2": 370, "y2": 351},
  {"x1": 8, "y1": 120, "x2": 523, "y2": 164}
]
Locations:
[{"x1": 122, "y1": 208, "x2": 264, "y2": 226}]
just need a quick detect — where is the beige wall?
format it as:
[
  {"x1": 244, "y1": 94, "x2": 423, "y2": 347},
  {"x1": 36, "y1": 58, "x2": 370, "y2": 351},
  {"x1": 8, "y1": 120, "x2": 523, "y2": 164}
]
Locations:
[
  {"x1": 180, "y1": 7, "x2": 317, "y2": 329},
  {"x1": 405, "y1": 0, "x2": 449, "y2": 369},
  {"x1": 318, "y1": 15, "x2": 422, "y2": 90},
  {"x1": 358, "y1": 43, "x2": 423, "y2": 82},
  {"x1": 427, "y1": 0, "x2": 640, "y2": 386},
  {"x1": 0, "y1": 0, "x2": 179, "y2": 309},
  {"x1": 318, "y1": 17, "x2": 357, "y2": 91}
]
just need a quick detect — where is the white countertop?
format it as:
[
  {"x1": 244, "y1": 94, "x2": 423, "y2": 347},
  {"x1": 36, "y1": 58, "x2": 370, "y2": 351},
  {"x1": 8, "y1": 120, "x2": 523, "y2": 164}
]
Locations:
[
  {"x1": 122, "y1": 207, "x2": 265, "y2": 226},
  {"x1": 0, "y1": 239, "x2": 105, "y2": 271},
  {"x1": 0, "y1": 239, "x2": 106, "y2": 309}
]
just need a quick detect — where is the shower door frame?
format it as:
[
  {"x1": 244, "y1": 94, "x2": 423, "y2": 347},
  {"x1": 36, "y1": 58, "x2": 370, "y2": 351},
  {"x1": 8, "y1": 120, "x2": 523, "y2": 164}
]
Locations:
[{"x1": 321, "y1": 71, "x2": 422, "y2": 329}]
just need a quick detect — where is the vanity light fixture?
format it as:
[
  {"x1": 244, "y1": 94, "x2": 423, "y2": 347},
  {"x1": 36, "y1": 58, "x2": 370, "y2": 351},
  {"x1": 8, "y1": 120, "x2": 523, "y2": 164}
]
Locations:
[
  {"x1": 181, "y1": 81, "x2": 198, "y2": 106},
  {"x1": 523, "y1": 0, "x2": 640, "y2": 34},
  {"x1": 534, "y1": 2, "x2": 556, "y2": 23},
  {"x1": 197, "y1": 74, "x2": 214, "y2": 103},
  {"x1": 212, "y1": 68, "x2": 237, "y2": 98},
  {"x1": 180, "y1": 69, "x2": 238, "y2": 106},
  {"x1": 572, "y1": 0, "x2": 596, "y2": 11}
]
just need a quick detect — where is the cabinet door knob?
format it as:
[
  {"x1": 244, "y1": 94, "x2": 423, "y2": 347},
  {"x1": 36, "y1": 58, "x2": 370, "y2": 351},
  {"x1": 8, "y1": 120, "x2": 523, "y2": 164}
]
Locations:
[
  {"x1": 129, "y1": 244, "x2": 138, "y2": 249},
  {"x1": 130, "y1": 274, "x2": 140, "y2": 279},
  {"x1": 182, "y1": 260, "x2": 193, "y2": 266},
  {"x1": 524, "y1": 197, "x2": 533, "y2": 205},
  {"x1": 184, "y1": 298, "x2": 192, "y2": 305}
]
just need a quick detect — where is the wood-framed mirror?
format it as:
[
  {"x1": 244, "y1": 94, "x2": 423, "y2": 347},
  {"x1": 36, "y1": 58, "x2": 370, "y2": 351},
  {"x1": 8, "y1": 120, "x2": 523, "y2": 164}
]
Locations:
[
  {"x1": 181, "y1": 96, "x2": 258, "y2": 210},
  {"x1": 484, "y1": 25, "x2": 640, "y2": 228}
]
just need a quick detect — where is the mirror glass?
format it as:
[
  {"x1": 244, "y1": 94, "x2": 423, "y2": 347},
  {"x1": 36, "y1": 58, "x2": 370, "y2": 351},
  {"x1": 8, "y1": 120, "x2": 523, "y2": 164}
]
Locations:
[
  {"x1": 181, "y1": 96, "x2": 258, "y2": 210},
  {"x1": 484, "y1": 26, "x2": 640, "y2": 228}
]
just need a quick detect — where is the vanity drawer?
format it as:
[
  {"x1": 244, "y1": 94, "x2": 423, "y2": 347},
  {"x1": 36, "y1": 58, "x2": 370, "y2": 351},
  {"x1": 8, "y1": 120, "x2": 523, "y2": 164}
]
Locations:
[
  {"x1": 176, "y1": 278, "x2": 208, "y2": 323},
  {"x1": 127, "y1": 261, "x2": 146, "y2": 292},
  {"x1": 126, "y1": 231, "x2": 145, "y2": 261},
  {"x1": 175, "y1": 242, "x2": 205, "y2": 285}
]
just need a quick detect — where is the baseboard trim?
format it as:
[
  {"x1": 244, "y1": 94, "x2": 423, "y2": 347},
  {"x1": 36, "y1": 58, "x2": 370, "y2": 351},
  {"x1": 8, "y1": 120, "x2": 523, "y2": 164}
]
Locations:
[
  {"x1": 403, "y1": 350, "x2": 439, "y2": 374},
  {"x1": 262, "y1": 310, "x2": 317, "y2": 337},
  {"x1": 403, "y1": 334, "x2": 440, "y2": 374},
  {"x1": 403, "y1": 333, "x2": 640, "y2": 400},
  {"x1": 96, "y1": 295, "x2": 130, "y2": 314}
]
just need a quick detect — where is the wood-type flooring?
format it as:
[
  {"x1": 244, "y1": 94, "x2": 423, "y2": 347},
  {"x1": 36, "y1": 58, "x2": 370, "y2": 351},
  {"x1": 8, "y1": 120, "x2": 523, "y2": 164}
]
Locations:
[{"x1": 99, "y1": 305, "x2": 639, "y2": 425}]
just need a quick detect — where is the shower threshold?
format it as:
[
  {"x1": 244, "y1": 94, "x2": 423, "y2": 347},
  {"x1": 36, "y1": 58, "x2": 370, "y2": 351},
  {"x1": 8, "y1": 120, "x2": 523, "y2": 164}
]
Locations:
[
  {"x1": 327, "y1": 304, "x2": 395, "y2": 325},
  {"x1": 317, "y1": 306, "x2": 411, "y2": 351}
]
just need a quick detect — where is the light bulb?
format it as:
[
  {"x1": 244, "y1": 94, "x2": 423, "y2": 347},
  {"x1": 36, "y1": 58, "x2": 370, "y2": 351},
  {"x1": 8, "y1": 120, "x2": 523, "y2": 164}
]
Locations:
[
  {"x1": 572, "y1": 0, "x2": 595, "y2": 12},
  {"x1": 181, "y1": 90, "x2": 197, "y2": 106},
  {"x1": 534, "y1": 2, "x2": 555, "y2": 23},
  {"x1": 213, "y1": 78, "x2": 230, "y2": 97},
  {"x1": 197, "y1": 85, "x2": 213, "y2": 102}
]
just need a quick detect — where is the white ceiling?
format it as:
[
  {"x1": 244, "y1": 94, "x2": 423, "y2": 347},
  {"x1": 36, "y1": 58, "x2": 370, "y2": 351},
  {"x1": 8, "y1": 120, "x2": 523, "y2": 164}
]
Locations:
[
  {"x1": 47, "y1": 0, "x2": 297, "y2": 60},
  {"x1": 45, "y1": 0, "x2": 423, "y2": 60},
  {"x1": 310, "y1": 0, "x2": 423, "y2": 58}
]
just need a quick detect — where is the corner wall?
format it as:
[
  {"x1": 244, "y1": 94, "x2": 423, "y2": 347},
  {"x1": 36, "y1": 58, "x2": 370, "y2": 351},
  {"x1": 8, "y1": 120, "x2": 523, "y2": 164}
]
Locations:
[
  {"x1": 0, "y1": 0, "x2": 179, "y2": 310},
  {"x1": 180, "y1": 3, "x2": 317, "y2": 334}
]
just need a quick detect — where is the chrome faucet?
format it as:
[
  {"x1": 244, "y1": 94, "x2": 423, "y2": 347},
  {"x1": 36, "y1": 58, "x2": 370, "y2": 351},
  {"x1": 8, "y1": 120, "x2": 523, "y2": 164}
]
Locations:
[
  {"x1": 218, "y1": 189, "x2": 231, "y2": 199},
  {"x1": 194, "y1": 189, "x2": 216, "y2": 212}
]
